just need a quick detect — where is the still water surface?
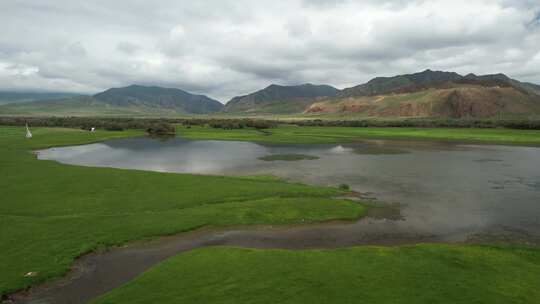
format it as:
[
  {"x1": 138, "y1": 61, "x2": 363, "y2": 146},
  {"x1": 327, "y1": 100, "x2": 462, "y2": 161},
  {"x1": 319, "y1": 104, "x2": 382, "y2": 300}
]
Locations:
[{"x1": 38, "y1": 136, "x2": 540, "y2": 241}]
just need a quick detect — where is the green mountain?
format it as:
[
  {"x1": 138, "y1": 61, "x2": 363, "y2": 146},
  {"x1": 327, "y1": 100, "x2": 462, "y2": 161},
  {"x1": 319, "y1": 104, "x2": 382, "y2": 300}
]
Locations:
[
  {"x1": 93, "y1": 85, "x2": 223, "y2": 114},
  {"x1": 0, "y1": 85, "x2": 223, "y2": 116},
  {"x1": 0, "y1": 96, "x2": 162, "y2": 117},
  {"x1": 0, "y1": 91, "x2": 81, "y2": 105},
  {"x1": 223, "y1": 84, "x2": 339, "y2": 114},
  {"x1": 1, "y1": 71, "x2": 539, "y2": 118}
]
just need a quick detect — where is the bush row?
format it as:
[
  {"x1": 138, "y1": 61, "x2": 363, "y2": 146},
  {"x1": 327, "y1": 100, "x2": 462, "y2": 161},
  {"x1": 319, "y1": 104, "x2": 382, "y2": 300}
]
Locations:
[
  {"x1": 1, "y1": 116, "x2": 539, "y2": 130},
  {"x1": 0, "y1": 117, "x2": 278, "y2": 131},
  {"x1": 293, "y1": 118, "x2": 540, "y2": 130},
  {"x1": 206, "y1": 119, "x2": 277, "y2": 129},
  {"x1": 0, "y1": 117, "x2": 177, "y2": 134}
]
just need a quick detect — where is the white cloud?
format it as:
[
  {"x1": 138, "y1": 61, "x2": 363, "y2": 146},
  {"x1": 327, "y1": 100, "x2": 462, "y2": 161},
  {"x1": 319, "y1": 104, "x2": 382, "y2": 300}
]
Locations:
[{"x1": 0, "y1": 0, "x2": 539, "y2": 101}]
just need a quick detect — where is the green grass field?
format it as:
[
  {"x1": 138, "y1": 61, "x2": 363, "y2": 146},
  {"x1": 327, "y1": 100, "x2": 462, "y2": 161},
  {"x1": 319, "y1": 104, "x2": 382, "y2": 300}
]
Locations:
[
  {"x1": 2, "y1": 125, "x2": 540, "y2": 303},
  {"x1": 177, "y1": 125, "x2": 540, "y2": 145},
  {"x1": 0, "y1": 126, "x2": 364, "y2": 295},
  {"x1": 94, "y1": 245, "x2": 540, "y2": 304}
]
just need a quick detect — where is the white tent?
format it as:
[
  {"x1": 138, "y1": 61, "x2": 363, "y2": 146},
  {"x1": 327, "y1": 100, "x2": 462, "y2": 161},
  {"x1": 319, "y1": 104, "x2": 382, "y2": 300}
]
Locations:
[{"x1": 25, "y1": 123, "x2": 32, "y2": 138}]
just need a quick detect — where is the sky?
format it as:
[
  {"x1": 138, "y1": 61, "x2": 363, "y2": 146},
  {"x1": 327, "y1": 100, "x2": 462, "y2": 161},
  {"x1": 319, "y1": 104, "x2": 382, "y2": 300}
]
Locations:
[{"x1": 1, "y1": 0, "x2": 539, "y2": 102}]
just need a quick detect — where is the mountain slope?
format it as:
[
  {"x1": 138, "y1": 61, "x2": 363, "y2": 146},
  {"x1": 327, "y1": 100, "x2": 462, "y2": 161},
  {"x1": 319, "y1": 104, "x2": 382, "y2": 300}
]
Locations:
[
  {"x1": 0, "y1": 85, "x2": 223, "y2": 116},
  {"x1": 93, "y1": 85, "x2": 223, "y2": 114},
  {"x1": 0, "y1": 96, "x2": 154, "y2": 116},
  {"x1": 224, "y1": 84, "x2": 339, "y2": 114},
  {"x1": 0, "y1": 91, "x2": 81, "y2": 105},
  {"x1": 306, "y1": 71, "x2": 540, "y2": 118},
  {"x1": 339, "y1": 70, "x2": 462, "y2": 97},
  {"x1": 1, "y1": 71, "x2": 539, "y2": 118},
  {"x1": 307, "y1": 86, "x2": 540, "y2": 118}
]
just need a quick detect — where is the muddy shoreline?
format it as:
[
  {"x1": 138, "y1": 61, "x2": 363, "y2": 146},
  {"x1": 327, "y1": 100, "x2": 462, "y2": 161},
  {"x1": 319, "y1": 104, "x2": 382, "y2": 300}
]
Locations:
[
  {"x1": 6, "y1": 203, "x2": 538, "y2": 304},
  {"x1": 4, "y1": 219, "x2": 431, "y2": 304}
]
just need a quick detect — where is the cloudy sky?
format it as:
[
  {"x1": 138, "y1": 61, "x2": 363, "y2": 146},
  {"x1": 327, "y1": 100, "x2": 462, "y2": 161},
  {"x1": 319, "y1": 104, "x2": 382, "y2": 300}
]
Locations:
[{"x1": 1, "y1": 0, "x2": 539, "y2": 102}]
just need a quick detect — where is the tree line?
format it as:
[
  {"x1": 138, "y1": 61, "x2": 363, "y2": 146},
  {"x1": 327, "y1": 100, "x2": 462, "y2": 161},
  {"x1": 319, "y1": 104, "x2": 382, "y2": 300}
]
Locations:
[
  {"x1": 0, "y1": 116, "x2": 539, "y2": 130},
  {"x1": 293, "y1": 118, "x2": 540, "y2": 129}
]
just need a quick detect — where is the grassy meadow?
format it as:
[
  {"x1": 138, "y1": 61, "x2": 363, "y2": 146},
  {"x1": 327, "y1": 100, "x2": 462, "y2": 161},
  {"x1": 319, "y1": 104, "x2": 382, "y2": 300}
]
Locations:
[
  {"x1": 94, "y1": 245, "x2": 540, "y2": 304},
  {"x1": 1, "y1": 124, "x2": 540, "y2": 303},
  {"x1": 0, "y1": 126, "x2": 364, "y2": 295},
  {"x1": 177, "y1": 125, "x2": 540, "y2": 145}
]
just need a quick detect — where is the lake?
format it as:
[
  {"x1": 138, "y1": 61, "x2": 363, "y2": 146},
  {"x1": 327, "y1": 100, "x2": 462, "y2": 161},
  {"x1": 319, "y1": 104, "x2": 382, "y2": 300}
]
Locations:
[
  {"x1": 17, "y1": 136, "x2": 540, "y2": 303},
  {"x1": 37, "y1": 136, "x2": 540, "y2": 243}
]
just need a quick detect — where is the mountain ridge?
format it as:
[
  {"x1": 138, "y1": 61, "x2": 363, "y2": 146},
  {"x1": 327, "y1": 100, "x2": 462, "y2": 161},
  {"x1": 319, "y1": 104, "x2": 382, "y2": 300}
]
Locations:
[
  {"x1": 1, "y1": 70, "x2": 539, "y2": 118},
  {"x1": 0, "y1": 91, "x2": 82, "y2": 105},
  {"x1": 223, "y1": 83, "x2": 339, "y2": 113},
  {"x1": 93, "y1": 85, "x2": 223, "y2": 114},
  {"x1": 304, "y1": 70, "x2": 540, "y2": 118},
  {"x1": 339, "y1": 69, "x2": 462, "y2": 97},
  {"x1": 0, "y1": 85, "x2": 223, "y2": 116}
]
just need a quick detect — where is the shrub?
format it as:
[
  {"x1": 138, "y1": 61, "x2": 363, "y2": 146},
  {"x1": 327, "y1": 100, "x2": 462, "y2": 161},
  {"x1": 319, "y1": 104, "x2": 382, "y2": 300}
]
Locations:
[
  {"x1": 104, "y1": 123, "x2": 124, "y2": 131},
  {"x1": 338, "y1": 183, "x2": 350, "y2": 191},
  {"x1": 2, "y1": 116, "x2": 539, "y2": 130},
  {"x1": 146, "y1": 123, "x2": 176, "y2": 135}
]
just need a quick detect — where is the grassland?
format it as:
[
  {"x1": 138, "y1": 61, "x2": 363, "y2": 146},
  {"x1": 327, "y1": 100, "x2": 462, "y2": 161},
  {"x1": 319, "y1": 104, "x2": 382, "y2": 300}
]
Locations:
[
  {"x1": 177, "y1": 125, "x2": 540, "y2": 145},
  {"x1": 94, "y1": 245, "x2": 540, "y2": 304},
  {"x1": 3, "y1": 125, "x2": 540, "y2": 303},
  {"x1": 0, "y1": 126, "x2": 364, "y2": 295},
  {"x1": 0, "y1": 99, "x2": 185, "y2": 117}
]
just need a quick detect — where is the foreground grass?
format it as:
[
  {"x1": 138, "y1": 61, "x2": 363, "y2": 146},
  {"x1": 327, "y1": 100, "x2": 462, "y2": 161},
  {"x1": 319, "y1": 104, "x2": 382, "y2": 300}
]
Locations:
[
  {"x1": 177, "y1": 125, "x2": 540, "y2": 145},
  {"x1": 0, "y1": 126, "x2": 364, "y2": 295},
  {"x1": 94, "y1": 245, "x2": 540, "y2": 304}
]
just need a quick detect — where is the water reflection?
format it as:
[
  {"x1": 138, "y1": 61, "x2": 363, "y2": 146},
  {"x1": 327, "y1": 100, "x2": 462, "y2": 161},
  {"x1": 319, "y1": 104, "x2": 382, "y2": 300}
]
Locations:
[{"x1": 37, "y1": 137, "x2": 540, "y2": 240}]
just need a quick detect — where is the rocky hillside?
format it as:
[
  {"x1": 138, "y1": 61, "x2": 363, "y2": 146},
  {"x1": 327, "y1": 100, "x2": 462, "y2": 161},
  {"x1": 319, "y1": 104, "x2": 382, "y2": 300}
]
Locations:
[
  {"x1": 305, "y1": 70, "x2": 540, "y2": 118},
  {"x1": 223, "y1": 84, "x2": 339, "y2": 114},
  {"x1": 339, "y1": 69, "x2": 462, "y2": 97}
]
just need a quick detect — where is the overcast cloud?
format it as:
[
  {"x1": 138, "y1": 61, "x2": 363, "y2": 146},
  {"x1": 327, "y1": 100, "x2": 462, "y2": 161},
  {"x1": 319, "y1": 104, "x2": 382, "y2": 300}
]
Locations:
[{"x1": 1, "y1": 0, "x2": 539, "y2": 102}]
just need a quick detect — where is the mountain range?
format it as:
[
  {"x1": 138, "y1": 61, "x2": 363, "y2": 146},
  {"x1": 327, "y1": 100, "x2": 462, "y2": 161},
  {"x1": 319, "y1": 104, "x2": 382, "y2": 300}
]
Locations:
[
  {"x1": 223, "y1": 84, "x2": 339, "y2": 114},
  {"x1": 0, "y1": 85, "x2": 223, "y2": 116},
  {"x1": 305, "y1": 70, "x2": 540, "y2": 118},
  {"x1": 1, "y1": 70, "x2": 540, "y2": 118},
  {"x1": 0, "y1": 92, "x2": 81, "y2": 105}
]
